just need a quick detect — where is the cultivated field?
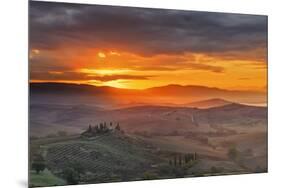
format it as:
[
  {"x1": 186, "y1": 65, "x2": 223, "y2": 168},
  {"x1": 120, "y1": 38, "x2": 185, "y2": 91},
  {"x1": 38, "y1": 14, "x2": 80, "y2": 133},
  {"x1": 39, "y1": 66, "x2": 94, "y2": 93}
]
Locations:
[{"x1": 30, "y1": 96, "x2": 267, "y2": 187}]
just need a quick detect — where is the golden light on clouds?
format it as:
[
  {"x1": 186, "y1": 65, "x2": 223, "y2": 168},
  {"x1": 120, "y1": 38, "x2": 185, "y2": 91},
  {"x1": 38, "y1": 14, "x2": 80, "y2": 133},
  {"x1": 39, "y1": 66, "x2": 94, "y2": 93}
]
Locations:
[
  {"x1": 99, "y1": 80, "x2": 127, "y2": 88},
  {"x1": 78, "y1": 68, "x2": 132, "y2": 75},
  {"x1": 33, "y1": 49, "x2": 40, "y2": 54},
  {"x1": 98, "y1": 52, "x2": 106, "y2": 58},
  {"x1": 29, "y1": 49, "x2": 40, "y2": 59},
  {"x1": 29, "y1": 45, "x2": 267, "y2": 92},
  {"x1": 109, "y1": 51, "x2": 121, "y2": 56},
  {"x1": 48, "y1": 71, "x2": 63, "y2": 75},
  {"x1": 29, "y1": 2, "x2": 267, "y2": 105}
]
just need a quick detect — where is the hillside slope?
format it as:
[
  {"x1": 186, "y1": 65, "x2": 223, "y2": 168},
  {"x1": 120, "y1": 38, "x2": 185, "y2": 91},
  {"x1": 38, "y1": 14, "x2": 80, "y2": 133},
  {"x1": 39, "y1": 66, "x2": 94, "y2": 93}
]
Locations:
[
  {"x1": 40, "y1": 132, "x2": 162, "y2": 184},
  {"x1": 185, "y1": 98, "x2": 232, "y2": 109}
]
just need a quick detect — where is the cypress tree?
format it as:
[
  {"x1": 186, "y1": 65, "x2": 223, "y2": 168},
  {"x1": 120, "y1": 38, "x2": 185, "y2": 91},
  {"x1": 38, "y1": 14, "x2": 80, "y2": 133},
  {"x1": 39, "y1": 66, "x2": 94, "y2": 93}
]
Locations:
[
  {"x1": 116, "y1": 123, "x2": 121, "y2": 131},
  {"x1": 88, "y1": 124, "x2": 92, "y2": 132},
  {"x1": 169, "y1": 159, "x2": 172, "y2": 166},
  {"x1": 174, "y1": 156, "x2": 177, "y2": 166},
  {"x1": 184, "y1": 154, "x2": 188, "y2": 164},
  {"x1": 179, "y1": 155, "x2": 182, "y2": 166}
]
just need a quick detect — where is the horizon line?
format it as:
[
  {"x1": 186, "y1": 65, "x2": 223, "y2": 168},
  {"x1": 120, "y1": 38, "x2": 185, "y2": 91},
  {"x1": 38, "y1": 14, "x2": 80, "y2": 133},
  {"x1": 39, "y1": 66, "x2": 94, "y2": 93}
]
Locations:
[{"x1": 29, "y1": 81, "x2": 267, "y2": 93}]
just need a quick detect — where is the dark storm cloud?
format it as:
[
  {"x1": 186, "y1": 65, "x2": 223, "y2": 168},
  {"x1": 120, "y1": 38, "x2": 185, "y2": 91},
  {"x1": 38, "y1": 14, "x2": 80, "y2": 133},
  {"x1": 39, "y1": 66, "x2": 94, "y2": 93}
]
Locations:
[{"x1": 29, "y1": 1, "x2": 267, "y2": 59}]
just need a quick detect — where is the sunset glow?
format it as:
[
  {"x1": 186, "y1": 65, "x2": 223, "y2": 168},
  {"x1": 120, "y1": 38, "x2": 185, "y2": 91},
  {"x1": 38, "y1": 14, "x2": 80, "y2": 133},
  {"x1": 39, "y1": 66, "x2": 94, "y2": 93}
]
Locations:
[
  {"x1": 29, "y1": 2, "x2": 267, "y2": 94},
  {"x1": 30, "y1": 48, "x2": 267, "y2": 91},
  {"x1": 98, "y1": 52, "x2": 106, "y2": 58}
]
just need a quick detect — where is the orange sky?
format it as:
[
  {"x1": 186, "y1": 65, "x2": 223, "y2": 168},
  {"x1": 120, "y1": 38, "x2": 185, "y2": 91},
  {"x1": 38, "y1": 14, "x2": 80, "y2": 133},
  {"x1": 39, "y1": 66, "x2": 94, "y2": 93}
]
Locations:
[
  {"x1": 30, "y1": 2, "x2": 267, "y2": 92},
  {"x1": 30, "y1": 47, "x2": 267, "y2": 91}
]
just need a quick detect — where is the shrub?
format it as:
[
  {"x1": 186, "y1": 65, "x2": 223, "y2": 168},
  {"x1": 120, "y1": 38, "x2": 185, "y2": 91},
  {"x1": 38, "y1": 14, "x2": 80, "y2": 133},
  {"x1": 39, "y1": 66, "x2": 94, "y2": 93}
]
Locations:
[
  {"x1": 143, "y1": 171, "x2": 158, "y2": 180},
  {"x1": 32, "y1": 161, "x2": 46, "y2": 174},
  {"x1": 228, "y1": 146, "x2": 238, "y2": 161},
  {"x1": 62, "y1": 167, "x2": 79, "y2": 185},
  {"x1": 210, "y1": 166, "x2": 224, "y2": 174},
  {"x1": 31, "y1": 154, "x2": 46, "y2": 174}
]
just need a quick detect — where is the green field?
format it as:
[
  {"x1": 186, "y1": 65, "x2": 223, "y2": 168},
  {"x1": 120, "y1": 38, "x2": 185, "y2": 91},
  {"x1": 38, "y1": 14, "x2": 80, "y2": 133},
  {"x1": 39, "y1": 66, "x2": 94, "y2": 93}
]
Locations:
[{"x1": 29, "y1": 169, "x2": 66, "y2": 187}]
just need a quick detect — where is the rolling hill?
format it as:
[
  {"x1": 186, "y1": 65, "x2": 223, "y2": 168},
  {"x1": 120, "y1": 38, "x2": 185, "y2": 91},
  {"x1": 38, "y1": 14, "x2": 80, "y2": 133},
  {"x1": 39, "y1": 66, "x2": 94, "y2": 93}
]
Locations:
[
  {"x1": 30, "y1": 131, "x2": 165, "y2": 186},
  {"x1": 30, "y1": 96, "x2": 268, "y2": 186},
  {"x1": 185, "y1": 98, "x2": 232, "y2": 109},
  {"x1": 30, "y1": 101, "x2": 267, "y2": 137},
  {"x1": 30, "y1": 82, "x2": 266, "y2": 106}
]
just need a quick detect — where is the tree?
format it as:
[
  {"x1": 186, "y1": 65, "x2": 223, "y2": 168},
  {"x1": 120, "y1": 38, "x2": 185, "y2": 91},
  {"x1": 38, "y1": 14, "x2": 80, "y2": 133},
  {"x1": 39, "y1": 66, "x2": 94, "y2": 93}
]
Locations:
[
  {"x1": 62, "y1": 167, "x2": 79, "y2": 185},
  {"x1": 32, "y1": 161, "x2": 46, "y2": 174},
  {"x1": 116, "y1": 123, "x2": 121, "y2": 131},
  {"x1": 210, "y1": 166, "x2": 223, "y2": 173},
  {"x1": 169, "y1": 159, "x2": 172, "y2": 166},
  {"x1": 99, "y1": 123, "x2": 103, "y2": 131},
  {"x1": 228, "y1": 146, "x2": 238, "y2": 161},
  {"x1": 87, "y1": 125, "x2": 92, "y2": 132},
  {"x1": 31, "y1": 154, "x2": 46, "y2": 174},
  {"x1": 95, "y1": 125, "x2": 99, "y2": 132},
  {"x1": 173, "y1": 167, "x2": 185, "y2": 178},
  {"x1": 173, "y1": 156, "x2": 177, "y2": 166},
  {"x1": 179, "y1": 155, "x2": 182, "y2": 166},
  {"x1": 184, "y1": 154, "x2": 188, "y2": 164},
  {"x1": 71, "y1": 162, "x2": 85, "y2": 179},
  {"x1": 143, "y1": 171, "x2": 158, "y2": 180}
]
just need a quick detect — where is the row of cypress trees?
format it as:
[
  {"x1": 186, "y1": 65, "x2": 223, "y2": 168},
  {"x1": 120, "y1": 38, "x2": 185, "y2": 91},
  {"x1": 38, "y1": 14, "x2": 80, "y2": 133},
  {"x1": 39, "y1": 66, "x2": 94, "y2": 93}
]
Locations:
[{"x1": 169, "y1": 153, "x2": 198, "y2": 166}]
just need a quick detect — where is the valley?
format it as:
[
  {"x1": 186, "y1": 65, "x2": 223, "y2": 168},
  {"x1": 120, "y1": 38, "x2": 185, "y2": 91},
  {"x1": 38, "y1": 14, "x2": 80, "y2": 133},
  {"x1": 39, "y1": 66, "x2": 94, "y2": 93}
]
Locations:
[{"x1": 29, "y1": 90, "x2": 267, "y2": 187}]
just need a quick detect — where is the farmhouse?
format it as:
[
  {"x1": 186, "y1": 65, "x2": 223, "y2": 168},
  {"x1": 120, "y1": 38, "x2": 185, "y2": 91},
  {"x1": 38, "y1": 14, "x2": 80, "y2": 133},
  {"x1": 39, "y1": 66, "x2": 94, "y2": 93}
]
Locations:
[{"x1": 81, "y1": 122, "x2": 121, "y2": 137}]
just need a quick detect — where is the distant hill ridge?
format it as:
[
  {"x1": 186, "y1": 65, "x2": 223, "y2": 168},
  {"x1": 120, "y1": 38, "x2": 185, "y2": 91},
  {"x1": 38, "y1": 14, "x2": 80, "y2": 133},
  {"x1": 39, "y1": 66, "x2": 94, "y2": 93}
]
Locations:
[
  {"x1": 30, "y1": 82, "x2": 263, "y2": 94},
  {"x1": 30, "y1": 82, "x2": 266, "y2": 106},
  {"x1": 185, "y1": 98, "x2": 233, "y2": 109}
]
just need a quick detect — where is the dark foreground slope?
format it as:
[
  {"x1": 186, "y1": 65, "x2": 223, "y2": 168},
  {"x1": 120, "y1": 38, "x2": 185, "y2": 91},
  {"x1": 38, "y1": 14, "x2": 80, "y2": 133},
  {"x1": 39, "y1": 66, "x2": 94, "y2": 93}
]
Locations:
[
  {"x1": 30, "y1": 131, "x2": 165, "y2": 187},
  {"x1": 30, "y1": 128, "x2": 260, "y2": 187}
]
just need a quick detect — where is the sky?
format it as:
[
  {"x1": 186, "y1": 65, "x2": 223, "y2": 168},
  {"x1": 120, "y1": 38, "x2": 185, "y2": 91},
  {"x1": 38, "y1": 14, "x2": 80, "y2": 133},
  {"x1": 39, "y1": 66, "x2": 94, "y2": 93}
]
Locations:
[{"x1": 29, "y1": 1, "x2": 268, "y2": 91}]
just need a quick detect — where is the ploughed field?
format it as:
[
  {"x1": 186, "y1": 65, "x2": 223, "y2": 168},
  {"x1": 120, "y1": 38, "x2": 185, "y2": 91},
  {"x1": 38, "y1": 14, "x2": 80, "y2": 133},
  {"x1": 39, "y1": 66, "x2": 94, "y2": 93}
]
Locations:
[
  {"x1": 30, "y1": 130, "x2": 265, "y2": 187},
  {"x1": 45, "y1": 133, "x2": 161, "y2": 182},
  {"x1": 30, "y1": 132, "x2": 164, "y2": 186}
]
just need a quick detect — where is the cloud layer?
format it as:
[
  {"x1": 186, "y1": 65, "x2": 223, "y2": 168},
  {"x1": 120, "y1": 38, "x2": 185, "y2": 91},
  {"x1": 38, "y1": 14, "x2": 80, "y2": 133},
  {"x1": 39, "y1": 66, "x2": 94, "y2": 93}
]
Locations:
[
  {"x1": 30, "y1": 1, "x2": 267, "y2": 59},
  {"x1": 29, "y1": 1, "x2": 267, "y2": 90}
]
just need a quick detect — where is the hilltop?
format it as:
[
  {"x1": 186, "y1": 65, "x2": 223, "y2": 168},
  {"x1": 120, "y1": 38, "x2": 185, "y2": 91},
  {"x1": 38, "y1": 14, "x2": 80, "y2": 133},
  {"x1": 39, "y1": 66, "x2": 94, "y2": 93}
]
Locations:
[
  {"x1": 185, "y1": 98, "x2": 232, "y2": 109},
  {"x1": 30, "y1": 125, "x2": 165, "y2": 186}
]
